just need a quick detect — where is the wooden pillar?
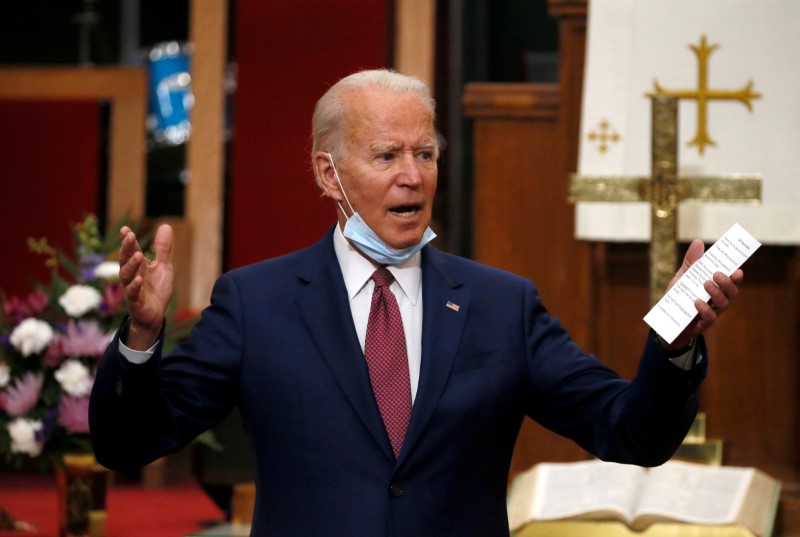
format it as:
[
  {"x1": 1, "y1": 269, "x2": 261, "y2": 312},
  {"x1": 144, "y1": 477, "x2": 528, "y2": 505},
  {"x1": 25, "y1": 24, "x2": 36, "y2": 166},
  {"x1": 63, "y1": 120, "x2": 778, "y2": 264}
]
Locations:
[
  {"x1": 548, "y1": 0, "x2": 588, "y2": 170},
  {"x1": 185, "y1": 0, "x2": 229, "y2": 309},
  {"x1": 394, "y1": 0, "x2": 436, "y2": 90}
]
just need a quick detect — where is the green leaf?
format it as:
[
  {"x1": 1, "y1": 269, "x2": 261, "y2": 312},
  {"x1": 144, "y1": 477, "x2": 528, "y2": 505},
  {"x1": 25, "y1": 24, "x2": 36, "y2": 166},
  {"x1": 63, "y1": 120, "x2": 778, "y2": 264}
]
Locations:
[{"x1": 194, "y1": 429, "x2": 224, "y2": 452}]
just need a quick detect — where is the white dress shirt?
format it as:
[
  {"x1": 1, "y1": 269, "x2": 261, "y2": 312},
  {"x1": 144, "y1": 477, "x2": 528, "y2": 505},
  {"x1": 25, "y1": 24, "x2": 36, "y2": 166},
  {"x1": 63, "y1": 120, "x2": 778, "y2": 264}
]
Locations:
[{"x1": 332, "y1": 225, "x2": 423, "y2": 403}]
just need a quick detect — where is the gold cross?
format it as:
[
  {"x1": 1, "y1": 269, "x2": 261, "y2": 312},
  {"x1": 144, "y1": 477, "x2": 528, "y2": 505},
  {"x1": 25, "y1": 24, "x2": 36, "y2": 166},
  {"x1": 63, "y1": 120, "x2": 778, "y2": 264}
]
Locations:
[
  {"x1": 650, "y1": 35, "x2": 761, "y2": 155},
  {"x1": 570, "y1": 95, "x2": 761, "y2": 306},
  {"x1": 587, "y1": 119, "x2": 621, "y2": 154}
]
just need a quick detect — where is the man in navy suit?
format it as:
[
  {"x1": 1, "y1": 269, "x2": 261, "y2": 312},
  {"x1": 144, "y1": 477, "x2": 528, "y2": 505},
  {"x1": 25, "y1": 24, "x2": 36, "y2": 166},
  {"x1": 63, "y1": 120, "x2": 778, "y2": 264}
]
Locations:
[{"x1": 90, "y1": 70, "x2": 742, "y2": 537}]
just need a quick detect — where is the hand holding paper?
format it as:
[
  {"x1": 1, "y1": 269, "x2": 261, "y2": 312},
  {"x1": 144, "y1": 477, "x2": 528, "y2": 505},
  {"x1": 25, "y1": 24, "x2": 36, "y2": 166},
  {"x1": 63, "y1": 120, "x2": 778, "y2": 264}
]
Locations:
[{"x1": 645, "y1": 223, "x2": 759, "y2": 348}]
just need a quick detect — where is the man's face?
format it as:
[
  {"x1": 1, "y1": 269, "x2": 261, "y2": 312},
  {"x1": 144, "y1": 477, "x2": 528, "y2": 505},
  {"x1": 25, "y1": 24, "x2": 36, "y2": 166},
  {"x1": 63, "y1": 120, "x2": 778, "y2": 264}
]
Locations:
[{"x1": 333, "y1": 88, "x2": 438, "y2": 250}]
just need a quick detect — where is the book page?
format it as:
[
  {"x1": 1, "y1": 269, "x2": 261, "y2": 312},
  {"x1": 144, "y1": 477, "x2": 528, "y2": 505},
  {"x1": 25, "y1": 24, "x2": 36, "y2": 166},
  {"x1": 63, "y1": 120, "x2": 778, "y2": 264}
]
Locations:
[
  {"x1": 526, "y1": 460, "x2": 645, "y2": 522},
  {"x1": 632, "y1": 460, "x2": 753, "y2": 528},
  {"x1": 738, "y1": 469, "x2": 782, "y2": 537},
  {"x1": 644, "y1": 223, "x2": 761, "y2": 343}
]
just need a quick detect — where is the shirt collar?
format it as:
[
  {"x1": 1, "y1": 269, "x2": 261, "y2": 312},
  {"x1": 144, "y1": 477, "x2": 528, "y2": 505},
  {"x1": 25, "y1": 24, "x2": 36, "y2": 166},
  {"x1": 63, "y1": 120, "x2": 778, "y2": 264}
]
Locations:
[{"x1": 333, "y1": 224, "x2": 422, "y2": 305}]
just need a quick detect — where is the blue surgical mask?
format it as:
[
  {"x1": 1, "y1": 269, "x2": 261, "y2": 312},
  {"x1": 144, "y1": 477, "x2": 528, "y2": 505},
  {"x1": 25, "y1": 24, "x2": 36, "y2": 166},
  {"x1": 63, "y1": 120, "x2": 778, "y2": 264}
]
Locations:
[{"x1": 327, "y1": 153, "x2": 436, "y2": 265}]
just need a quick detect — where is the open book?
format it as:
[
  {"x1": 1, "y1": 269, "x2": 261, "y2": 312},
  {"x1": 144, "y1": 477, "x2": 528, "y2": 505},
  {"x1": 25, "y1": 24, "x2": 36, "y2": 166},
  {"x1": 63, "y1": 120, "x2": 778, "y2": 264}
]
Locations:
[{"x1": 507, "y1": 459, "x2": 780, "y2": 537}]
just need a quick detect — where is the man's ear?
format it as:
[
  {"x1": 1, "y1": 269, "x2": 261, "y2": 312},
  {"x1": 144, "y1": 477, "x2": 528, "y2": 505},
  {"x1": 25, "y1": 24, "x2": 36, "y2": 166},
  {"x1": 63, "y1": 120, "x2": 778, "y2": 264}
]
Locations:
[{"x1": 313, "y1": 151, "x2": 343, "y2": 201}]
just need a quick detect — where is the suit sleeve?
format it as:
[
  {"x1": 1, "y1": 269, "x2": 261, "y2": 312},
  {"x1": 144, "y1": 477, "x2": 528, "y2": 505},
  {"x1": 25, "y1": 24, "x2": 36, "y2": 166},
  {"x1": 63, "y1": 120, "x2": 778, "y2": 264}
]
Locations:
[
  {"x1": 90, "y1": 273, "x2": 245, "y2": 472},
  {"x1": 522, "y1": 280, "x2": 706, "y2": 466}
]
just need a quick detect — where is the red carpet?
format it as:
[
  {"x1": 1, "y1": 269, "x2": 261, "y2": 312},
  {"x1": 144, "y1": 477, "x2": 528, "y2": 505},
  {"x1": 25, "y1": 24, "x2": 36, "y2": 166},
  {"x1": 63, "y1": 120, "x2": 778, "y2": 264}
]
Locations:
[{"x1": 0, "y1": 473, "x2": 224, "y2": 537}]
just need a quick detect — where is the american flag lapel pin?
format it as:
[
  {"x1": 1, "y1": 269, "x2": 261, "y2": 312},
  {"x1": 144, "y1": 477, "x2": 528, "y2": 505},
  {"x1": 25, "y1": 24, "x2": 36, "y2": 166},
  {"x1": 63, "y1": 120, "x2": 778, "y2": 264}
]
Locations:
[{"x1": 446, "y1": 301, "x2": 460, "y2": 312}]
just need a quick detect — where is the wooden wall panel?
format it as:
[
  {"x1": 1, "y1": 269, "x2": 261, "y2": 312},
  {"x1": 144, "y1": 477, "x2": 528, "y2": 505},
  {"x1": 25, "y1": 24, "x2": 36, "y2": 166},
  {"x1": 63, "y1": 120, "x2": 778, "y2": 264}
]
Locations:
[
  {"x1": 588, "y1": 244, "x2": 650, "y2": 379},
  {"x1": 464, "y1": 84, "x2": 591, "y2": 345},
  {"x1": 700, "y1": 247, "x2": 800, "y2": 477},
  {"x1": 464, "y1": 84, "x2": 593, "y2": 475}
]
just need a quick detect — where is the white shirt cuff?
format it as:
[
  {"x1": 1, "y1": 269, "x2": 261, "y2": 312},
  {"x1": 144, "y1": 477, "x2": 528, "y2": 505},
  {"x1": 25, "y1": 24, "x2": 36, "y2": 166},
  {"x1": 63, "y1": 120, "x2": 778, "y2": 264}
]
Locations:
[
  {"x1": 118, "y1": 339, "x2": 158, "y2": 364},
  {"x1": 668, "y1": 345, "x2": 702, "y2": 370}
]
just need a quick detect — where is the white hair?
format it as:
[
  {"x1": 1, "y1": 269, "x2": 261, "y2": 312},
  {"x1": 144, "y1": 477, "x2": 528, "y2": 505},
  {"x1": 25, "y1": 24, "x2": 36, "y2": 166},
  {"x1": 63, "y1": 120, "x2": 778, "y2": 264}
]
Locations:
[{"x1": 311, "y1": 69, "x2": 437, "y2": 189}]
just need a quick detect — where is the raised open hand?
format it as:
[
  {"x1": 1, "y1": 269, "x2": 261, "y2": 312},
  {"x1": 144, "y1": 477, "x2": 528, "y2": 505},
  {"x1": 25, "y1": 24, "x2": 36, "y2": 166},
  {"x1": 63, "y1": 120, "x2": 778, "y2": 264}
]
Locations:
[{"x1": 118, "y1": 224, "x2": 174, "y2": 350}]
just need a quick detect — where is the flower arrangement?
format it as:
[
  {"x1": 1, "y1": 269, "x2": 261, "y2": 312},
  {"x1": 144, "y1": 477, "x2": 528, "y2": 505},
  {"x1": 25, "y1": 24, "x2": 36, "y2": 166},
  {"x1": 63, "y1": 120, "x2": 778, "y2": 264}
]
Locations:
[{"x1": 0, "y1": 214, "x2": 196, "y2": 469}]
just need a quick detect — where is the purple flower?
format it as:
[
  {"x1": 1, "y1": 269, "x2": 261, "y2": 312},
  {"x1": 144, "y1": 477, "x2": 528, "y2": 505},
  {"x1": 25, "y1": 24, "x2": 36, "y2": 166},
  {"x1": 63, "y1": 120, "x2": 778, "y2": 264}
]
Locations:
[
  {"x1": 2, "y1": 291, "x2": 49, "y2": 326},
  {"x1": 60, "y1": 320, "x2": 113, "y2": 357},
  {"x1": 2, "y1": 372, "x2": 44, "y2": 417},
  {"x1": 58, "y1": 395, "x2": 90, "y2": 434},
  {"x1": 78, "y1": 253, "x2": 106, "y2": 283},
  {"x1": 38, "y1": 407, "x2": 59, "y2": 443}
]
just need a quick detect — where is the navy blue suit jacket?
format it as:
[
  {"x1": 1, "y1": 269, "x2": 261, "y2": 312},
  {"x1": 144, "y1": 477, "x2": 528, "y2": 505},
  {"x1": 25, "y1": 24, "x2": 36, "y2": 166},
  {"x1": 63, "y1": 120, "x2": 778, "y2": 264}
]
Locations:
[{"x1": 90, "y1": 227, "x2": 705, "y2": 537}]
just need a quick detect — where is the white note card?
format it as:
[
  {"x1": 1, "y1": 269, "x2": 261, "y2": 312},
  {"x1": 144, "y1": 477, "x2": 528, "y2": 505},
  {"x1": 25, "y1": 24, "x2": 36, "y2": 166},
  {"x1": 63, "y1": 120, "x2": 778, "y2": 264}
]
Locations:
[{"x1": 644, "y1": 223, "x2": 761, "y2": 344}]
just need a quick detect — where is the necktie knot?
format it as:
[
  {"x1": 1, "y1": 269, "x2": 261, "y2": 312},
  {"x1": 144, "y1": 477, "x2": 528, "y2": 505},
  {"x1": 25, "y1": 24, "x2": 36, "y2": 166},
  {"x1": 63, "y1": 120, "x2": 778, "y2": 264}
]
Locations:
[{"x1": 371, "y1": 268, "x2": 394, "y2": 288}]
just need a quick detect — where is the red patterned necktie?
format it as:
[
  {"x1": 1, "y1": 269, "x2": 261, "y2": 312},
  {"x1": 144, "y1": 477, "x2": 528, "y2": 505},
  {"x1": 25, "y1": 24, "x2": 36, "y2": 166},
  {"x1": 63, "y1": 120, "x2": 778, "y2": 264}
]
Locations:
[{"x1": 364, "y1": 268, "x2": 412, "y2": 458}]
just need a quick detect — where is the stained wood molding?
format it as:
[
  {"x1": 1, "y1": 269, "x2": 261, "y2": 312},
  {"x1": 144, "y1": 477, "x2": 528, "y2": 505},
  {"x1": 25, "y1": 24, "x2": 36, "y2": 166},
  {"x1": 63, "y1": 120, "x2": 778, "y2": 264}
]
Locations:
[
  {"x1": 463, "y1": 84, "x2": 560, "y2": 119},
  {"x1": 0, "y1": 67, "x2": 147, "y2": 223}
]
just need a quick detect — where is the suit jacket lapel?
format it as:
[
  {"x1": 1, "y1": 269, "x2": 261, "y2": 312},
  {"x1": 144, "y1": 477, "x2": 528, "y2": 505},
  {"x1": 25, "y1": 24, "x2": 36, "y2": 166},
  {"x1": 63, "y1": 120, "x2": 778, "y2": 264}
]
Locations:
[
  {"x1": 297, "y1": 230, "x2": 394, "y2": 459},
  {"x1": 398, "y1": 246, "x2": 468, "y2": 465}
]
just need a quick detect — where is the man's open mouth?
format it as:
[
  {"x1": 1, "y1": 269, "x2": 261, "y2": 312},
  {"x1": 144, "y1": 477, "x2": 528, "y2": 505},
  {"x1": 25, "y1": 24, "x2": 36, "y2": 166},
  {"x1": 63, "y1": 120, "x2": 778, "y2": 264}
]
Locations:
[{"x1": 389, "y1": 205, "x2": 420, "y2": 216}]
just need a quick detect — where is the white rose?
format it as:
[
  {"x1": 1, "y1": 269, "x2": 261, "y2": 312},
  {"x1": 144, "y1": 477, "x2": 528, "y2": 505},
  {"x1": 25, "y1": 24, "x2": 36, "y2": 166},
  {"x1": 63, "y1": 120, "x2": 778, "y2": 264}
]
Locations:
[
  {"x1": 7, "y1": 417, "x2": 44, "y2": 457},
  {"x1": 54, "y1": 359, "x2": 93, "y2": 397},
  {"x1": 59, "y1": 285, "x2": 102, "y2": 318},
  {"x1": 0, "y1": 363, "x2": 9, "y2": 387},
  {"x1": 9, "y1": 318, "x2": 54, "y2": 357},
  {"x1": 94, "y1": 261, "x2": 121, "y2": 282}
]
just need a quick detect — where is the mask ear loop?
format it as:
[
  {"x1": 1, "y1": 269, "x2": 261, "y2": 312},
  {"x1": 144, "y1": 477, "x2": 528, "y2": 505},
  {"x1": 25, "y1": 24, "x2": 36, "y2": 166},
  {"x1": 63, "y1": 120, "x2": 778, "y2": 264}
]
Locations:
[{"x1": 327, "y1": 153, "x2": 355, "y2": 220}]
